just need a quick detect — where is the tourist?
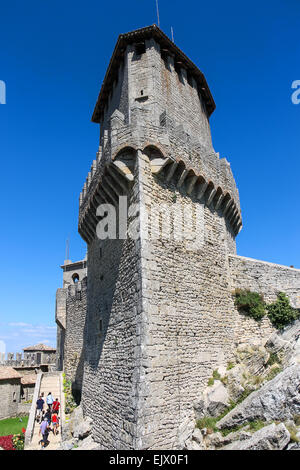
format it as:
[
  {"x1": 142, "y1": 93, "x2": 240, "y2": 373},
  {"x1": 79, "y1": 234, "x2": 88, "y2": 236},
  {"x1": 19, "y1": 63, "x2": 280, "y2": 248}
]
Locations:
[
  {"x1": 46, "y1": 392, "x2": 54, "y2": 411},
  {"x1": 36, "y1": 395, "x2": 44, "y2": 424},
  {"x1": 52, "y1": 397, "x2": 60, "y2": 414},
  {"x1": 51, "y1": 412, "x2": 59, "y2": 435},
  {"x1": 39, "y1": 418, "x2": 50, "y2": 449},
  {"x1": 44, "y1": 408, "x2": 52, "y2": 425}
]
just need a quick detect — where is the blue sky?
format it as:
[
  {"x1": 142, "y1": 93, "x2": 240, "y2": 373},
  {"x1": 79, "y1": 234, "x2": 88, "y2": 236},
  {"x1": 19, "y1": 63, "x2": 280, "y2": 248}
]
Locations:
[{"x1": 0, "y1": 0, "x2": 299, "y2": 353}]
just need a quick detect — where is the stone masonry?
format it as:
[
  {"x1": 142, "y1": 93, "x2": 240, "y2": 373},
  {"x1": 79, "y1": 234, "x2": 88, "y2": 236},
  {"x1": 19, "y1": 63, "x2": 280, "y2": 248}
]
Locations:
[
  {"x1": 0, "y1": 367, "x2": 22, "y2": 419},
  {"x1": 55, "y1": 257, "x2": 87, "y2": 400},
  {"x1": 57, "y1": 25, "x2": 300, "y2": 450}
]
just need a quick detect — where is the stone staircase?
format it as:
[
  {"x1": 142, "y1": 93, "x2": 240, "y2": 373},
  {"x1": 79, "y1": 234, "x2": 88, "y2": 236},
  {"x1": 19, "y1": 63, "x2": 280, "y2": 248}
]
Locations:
[{"x1": 26, "y1": 373, "x2": 62, "y2": 450}]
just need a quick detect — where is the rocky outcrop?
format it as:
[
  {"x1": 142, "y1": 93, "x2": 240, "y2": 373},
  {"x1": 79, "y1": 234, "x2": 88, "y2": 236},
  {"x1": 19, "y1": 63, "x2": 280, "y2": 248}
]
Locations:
[
  {"x1": 188, "y1": 321, "x2": 300, "y2": 451},
  {"x1": 235, "y1": 342, "x2": 270, "y2": 376},
  {"x1": 266, "y1": 321, "x2": 300, "y2": 367},
  {"x1": 73, "y1": 435, "x2": 101, "y2": 450},
  {"x1": 194, "y1": 380, "x2": 230, "y2": 419},
  {"x1": 59, "y1": 404, "x2": 99, "y2": 450},
  {"x1": 218, "y1": 364, "x2": 300, "y2": 429},
  {"x1": 222, "y1": 423, "x2": 290, "y2": 450},
  {"x1": 185, "y1": 429, "x2": 205, "y2": 450}
]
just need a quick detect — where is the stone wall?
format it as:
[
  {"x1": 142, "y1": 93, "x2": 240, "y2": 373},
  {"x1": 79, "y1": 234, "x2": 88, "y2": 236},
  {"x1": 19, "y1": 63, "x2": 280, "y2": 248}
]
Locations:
[
  {"x1": 131, "y1": 150, "x2": 240, "y2": 449},
  {"x1": 81, "y1": 157, "x2": 144, "y2": 449},
  {"x1": 145, "y1": 38, "x2": 213, "y2": 154},
  {"x1": 63, "y1": 278, "x2": 87, "y2": 399},
  {"x1": 229, "y1": 254, "x2": 300, "y2": 308},
  {"x1": 17, "y1": 402, "x2": 31, "y2": 415},
  {"x1": 228, "y1": 254, "x2": 300, "y2": 344},
  {"x1": 21, "y1": 384, "x2": 35, "y2": 402},
  {"x1": 56, "y1": 324, "x2": 65, "y2": 371},
  {"x1": 80, "y1": 148, "x2": 241, "y2": 450},
  {"x1": 0, "y1": 379, "x2": 21, "y2": 419},
  {"x1": 55, "y1": 259, "x2": 87, "y2": 373},
  {"x1": 56, "y1": 288, "x2": 67, "y2": 330},
  {"x1": 100, "y1": 49, "x2": 129, "y2": 141}
]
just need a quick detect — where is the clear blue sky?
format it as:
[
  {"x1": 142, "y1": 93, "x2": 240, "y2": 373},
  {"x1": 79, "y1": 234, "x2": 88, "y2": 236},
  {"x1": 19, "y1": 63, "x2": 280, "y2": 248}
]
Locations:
[{"x1": 0, "y1": 0, "x2": 299, "y2": 353}]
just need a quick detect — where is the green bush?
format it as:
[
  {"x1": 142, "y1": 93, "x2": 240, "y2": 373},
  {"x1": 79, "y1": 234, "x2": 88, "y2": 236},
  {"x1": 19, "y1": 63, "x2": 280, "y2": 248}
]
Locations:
[
  {"x1": 234, "y1": 289, "x2": 266, "y2": 321},
  {"x1": 248, "y1": 420, "x2": 266, "y2": 433},
  {"x1": 212, "y1": 370, "x2": 221, "y2": 381},
  {"x1": 266, "y1": 292, "x2": 299, "y2": 330},
  {"x1": 266, "y1": 352, "x2": 281, "y2": 367},
  {"x1": 265, "y1": 366, "x2": 282, "y2": 382},
  {"x1": 63, "y1": 378, "x2": 77, "y2": 415},
  {"x1": 196, "y1": 416, "x2": 219, "y2": 433}
]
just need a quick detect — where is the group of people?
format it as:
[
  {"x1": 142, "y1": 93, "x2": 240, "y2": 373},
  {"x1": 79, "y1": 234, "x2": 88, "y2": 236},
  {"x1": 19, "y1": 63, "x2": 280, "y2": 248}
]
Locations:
[{"x1": 36, "y1": 392, "x2": 60, "y2": 449}]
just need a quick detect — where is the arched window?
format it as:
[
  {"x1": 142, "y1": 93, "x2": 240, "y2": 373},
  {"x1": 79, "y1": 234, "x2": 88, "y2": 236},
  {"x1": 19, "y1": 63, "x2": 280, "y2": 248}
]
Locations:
[{"x1": 72, "y1": 273, "x2": 79, "y2": 283}]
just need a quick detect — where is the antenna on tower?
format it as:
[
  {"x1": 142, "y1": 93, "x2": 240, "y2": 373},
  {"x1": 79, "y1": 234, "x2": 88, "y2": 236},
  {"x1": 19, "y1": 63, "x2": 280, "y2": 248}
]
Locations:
[
  {"x1": 171, "y1": 26, "x2": 174, "y2": 42},
  {"x1": 156, "y1": 0, "x2": 160, "y2": 28},
  {"x1": 65, "y1": 238, "x2": 70, "y2": 261}
]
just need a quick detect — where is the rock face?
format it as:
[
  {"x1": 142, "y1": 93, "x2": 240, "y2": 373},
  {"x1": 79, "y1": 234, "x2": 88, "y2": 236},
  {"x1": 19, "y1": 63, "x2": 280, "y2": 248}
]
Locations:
[
  {"x1": 190, "y1": 323, "x2": 300, "y2": 450},
  {"x1": 266, "y1": 321, "x2": 300, "y2": 367},
  {"x1": 177, "y1": 417, "x2": 195, "y2": 449},
  {"x1": 226, "y1": 364, "x2": 247, "y2": 401},
  {"x1": 73, "y1": 416, "x2": 93, "y2": 440},
  {"x1": 222, "y1": 423, "x2": 290, "y2": 450},
  {"x1": 205, "y1": 381, "x2": 230, "y2": 417},
  {"x1": 218, "y1": 365, "x2": 300, "y2": 429},
  {"x1": 287, "y1": 442, "x2": 300, "y2": 450},
  {"x1": 194, "y1": 381, "x2": 229, "y2": 419},
  {"x1": 74, "y1": 435, "x2": 101, "y2": 450},
  {"x1": 59, "y1": 404, "x2": 99, "y2": 450},
  {"x1": 235, "y1": 342, "x2": 270, "y2": 376},
  {"x1": 68, "y1": 405, "x2": 84, "y2": 436},
  {"x1": 185, "y1": 428, "x2": 205, "y2": 450}
]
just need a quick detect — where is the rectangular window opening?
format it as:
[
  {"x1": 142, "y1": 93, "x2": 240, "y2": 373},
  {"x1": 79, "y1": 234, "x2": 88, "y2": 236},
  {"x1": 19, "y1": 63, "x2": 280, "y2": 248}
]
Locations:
[{"x1": 135, "y1": 42, "x2": 146, "y2": 56}]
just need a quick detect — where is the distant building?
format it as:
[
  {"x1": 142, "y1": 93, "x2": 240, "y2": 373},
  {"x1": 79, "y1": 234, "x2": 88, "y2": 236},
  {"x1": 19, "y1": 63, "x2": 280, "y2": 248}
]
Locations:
[
  {"x1": 55, "y1": 257, "x2": 87, "y2": 402},
  {"x1": 0, "y1": 343, "x2": 57, "y2": 418},
  {"x1": 0, "y1": 367, "x2": 22, "y2": 419},
  {"x1": 23, "y1": 343, "x2": 56, "y2": 366}
]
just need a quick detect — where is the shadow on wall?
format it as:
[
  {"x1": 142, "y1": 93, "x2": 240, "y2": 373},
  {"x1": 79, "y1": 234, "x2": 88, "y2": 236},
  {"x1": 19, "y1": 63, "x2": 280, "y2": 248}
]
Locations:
[{"x1": 73, "y1": 237, "x2": 127, "y2": 406}]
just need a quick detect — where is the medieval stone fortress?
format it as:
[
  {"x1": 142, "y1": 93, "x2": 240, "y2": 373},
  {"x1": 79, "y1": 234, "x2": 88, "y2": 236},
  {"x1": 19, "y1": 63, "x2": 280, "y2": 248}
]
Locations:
[
  {"x1": 53, "y1": 25, "x2": 300, "y2": 450},
  {"x1": 0, "y1": 344, "x2": 56, "y2": 420}
]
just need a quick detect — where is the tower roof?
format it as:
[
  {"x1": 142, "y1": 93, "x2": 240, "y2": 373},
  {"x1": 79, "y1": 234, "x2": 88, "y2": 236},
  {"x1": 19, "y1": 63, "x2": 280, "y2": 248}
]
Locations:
[{"x1": 92, "y1": 24, "x2": 216, "y2": 123}]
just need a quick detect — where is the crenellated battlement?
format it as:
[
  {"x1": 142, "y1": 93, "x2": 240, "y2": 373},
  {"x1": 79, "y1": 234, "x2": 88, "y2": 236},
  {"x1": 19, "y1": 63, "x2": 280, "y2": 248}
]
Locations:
[
  {"x1": 0, "y1": 349, "x2": 56, "y2": 367},
  {"x1": 78, "y1": 120, "x2": 242, "y2": 244}
]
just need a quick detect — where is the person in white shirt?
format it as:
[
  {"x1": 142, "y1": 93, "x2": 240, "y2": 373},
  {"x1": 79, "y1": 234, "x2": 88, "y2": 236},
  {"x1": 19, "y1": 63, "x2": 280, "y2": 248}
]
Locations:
[{"x1": 46, "y1": 392, "x2": 54, "y2": 412}]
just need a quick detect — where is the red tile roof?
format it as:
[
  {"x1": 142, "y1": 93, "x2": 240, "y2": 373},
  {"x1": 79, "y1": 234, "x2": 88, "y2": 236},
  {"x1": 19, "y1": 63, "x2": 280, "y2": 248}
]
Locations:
[
  {"x1": 23, "y1": 343, "x2": 56, "y2": 352},
  {"x1": 0, "y1": 366, "x2": 22, "y2": 381},
  {"x1": 20, "y1": 374, "x2": 37, "y2": 385}
]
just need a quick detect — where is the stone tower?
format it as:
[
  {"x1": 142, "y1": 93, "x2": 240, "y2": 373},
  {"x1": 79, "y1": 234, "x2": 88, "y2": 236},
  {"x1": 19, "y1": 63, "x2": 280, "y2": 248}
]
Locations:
[
  {"x1": 78, "y1": 25, "x2": 243, "y2": 449},
  {"x1": 55, "y1": 256, "x2": 87, "y2": 397}
]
